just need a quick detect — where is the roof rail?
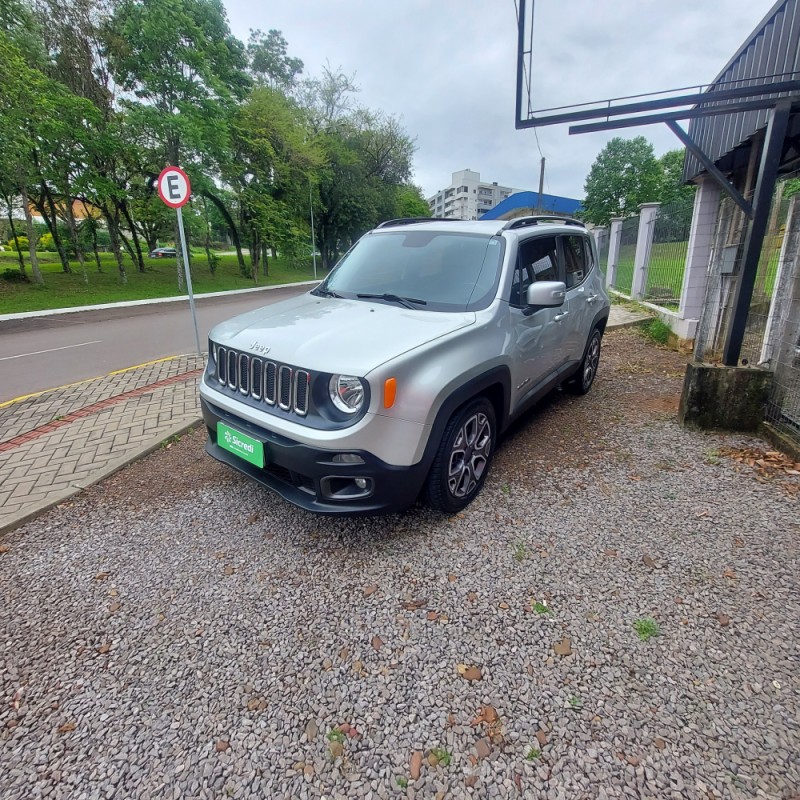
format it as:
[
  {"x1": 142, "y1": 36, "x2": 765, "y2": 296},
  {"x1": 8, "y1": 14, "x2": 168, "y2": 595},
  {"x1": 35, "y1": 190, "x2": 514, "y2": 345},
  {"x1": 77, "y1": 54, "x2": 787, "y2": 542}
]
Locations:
[
  {"x1": 375, "y1": 217, "x2": 462, "y2": 229},
  {"x1": 498, "y1": 215, "x2": 585, "y2": 232}
]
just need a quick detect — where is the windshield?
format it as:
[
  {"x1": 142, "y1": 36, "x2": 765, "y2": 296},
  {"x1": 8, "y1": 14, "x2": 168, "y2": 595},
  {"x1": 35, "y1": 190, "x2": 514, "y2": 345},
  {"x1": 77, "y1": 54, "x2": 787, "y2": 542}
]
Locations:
[{"x1": 317, "y1": 230, "x2": 504, "y2": 311}]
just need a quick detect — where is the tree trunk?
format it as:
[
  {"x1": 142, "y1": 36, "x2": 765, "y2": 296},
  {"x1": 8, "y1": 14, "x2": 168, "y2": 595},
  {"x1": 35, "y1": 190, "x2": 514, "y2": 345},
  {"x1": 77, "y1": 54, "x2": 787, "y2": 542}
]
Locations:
[
  {"x1": 117, "y1": 227, "x2": 137, "y2": 264},
  {"x1": 40, "y1": 182, "x2": 71, "y2": 273},
  {"x1": 202, "y1": 189, "x2": 246, "y2": 274},
  {"x1": 62, "y1": 185, "x2": 88, "y2": 284},
  {"x1": 262, "y1": 243, "x2": 269, "y2": 278},
  {"x1": 103, "y1": 204, "x2": 127, "y2": 284},
  {"x1": 5, "y1": 203, "x2": 25, "y2": 274},
  {"x1": 19, "y1": 183, "x2": 43, "y2": 284},
  {"x1": 203, "y1": 197, "x2": 216, "y2": 275},
  {"x1": 119, "y1": 201, "x2": 146, "y2": 272},
  {"x1": 81, "y1": 200, "x2": 103, "y2": 272}
]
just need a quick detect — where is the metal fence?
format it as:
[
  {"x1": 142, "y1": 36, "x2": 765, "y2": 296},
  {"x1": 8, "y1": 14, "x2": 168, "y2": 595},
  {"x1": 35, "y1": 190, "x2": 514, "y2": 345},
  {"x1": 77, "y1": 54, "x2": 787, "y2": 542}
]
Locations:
[
  {"x1": 694, "y1": 178, "x2": 800, "y2": 449},
  {"x1": 695, "y1": 185, "x2": 792, "y2": 365},
  {"x1": 612, "y1": 215, "x2": 639, "y2": 295},
  {"x1": 642, "y1": 198, "x2": 694, "y2": 309},
  {"x1": 595, "y1": 227, "x2": 609, "y2": 276},
  {"x1": 763, "y1": 191, "x2": 800, "y2": 443}
]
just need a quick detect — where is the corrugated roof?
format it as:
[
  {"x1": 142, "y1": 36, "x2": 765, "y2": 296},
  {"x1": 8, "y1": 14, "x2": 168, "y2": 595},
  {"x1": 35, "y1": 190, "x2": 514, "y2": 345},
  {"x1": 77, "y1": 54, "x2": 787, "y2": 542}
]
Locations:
[{"x1": 683, "y1": 0, "x2": 800, "y2": 182}]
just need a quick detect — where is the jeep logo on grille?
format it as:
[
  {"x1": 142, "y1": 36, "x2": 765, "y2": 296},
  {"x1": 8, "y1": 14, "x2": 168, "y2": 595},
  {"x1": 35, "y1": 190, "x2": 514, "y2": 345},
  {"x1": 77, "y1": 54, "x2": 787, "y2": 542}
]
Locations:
[{"x1": 249, "y1": 341, "x2": 270, "y2": 355}]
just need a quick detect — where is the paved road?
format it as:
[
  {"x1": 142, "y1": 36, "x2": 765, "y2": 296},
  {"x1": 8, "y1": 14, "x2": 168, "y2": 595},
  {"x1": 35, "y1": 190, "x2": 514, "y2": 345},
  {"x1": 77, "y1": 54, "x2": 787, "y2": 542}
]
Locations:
[{"x1": 0, "y1": 285, "x2": 312, "y2": 402}]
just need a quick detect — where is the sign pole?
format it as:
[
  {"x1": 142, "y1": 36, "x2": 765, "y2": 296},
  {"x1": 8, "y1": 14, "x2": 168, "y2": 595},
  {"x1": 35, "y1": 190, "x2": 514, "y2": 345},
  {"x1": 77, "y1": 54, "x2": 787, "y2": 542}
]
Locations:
[
  {"x1": 176, "y1": 205, "x2": 202, "y2": 356},
  {"x1": 157, "y1": 165, "x2": 202, "y2": 358}
]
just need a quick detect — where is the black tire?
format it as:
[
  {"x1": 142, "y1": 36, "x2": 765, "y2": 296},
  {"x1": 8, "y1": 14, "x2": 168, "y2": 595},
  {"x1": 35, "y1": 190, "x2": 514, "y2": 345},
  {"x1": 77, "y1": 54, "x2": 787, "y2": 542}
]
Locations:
[
  {"x1": 565, "y1": 328, "x2": 602, "y2": 395},
  {"x1": 424, "y1": 397, "x2": 496, "y2": 513}
]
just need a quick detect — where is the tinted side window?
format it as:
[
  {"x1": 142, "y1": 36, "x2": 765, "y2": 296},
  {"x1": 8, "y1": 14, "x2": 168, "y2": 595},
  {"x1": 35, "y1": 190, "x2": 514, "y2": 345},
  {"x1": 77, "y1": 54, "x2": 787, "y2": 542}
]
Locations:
[
  {"x1": 563, "y1": 235, "x2": 588, "y2": 288},
  {"x1": 510, "y1": 235, "x2": 559, "y2": 307}
]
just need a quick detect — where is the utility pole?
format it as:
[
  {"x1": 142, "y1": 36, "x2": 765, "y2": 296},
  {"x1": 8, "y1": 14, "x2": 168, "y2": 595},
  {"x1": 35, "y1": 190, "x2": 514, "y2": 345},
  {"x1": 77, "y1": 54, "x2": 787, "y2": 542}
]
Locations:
[{"x1": 537, "y1": 157, "x2": 545, "y2": 213}]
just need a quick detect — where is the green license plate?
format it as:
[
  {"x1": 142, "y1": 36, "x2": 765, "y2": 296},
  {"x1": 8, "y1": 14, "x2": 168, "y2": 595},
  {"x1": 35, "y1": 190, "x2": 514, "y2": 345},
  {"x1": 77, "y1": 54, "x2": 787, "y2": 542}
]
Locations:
[{"x1": 217, "y1": 422, "x2": 264, "y2": 468}]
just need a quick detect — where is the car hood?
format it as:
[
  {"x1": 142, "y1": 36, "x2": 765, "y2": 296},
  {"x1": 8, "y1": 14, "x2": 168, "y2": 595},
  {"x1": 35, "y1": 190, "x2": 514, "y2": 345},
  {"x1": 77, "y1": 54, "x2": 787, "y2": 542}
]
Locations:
[{"x1": 208, "y1": 293, "x2": 476, "y2": 374}]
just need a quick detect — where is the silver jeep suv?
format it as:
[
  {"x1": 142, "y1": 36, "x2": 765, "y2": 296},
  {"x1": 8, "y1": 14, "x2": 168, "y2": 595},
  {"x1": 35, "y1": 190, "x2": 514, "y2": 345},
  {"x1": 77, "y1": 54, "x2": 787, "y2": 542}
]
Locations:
[{"x1": 200, "y1": 216, "x2": 610, "y2": 515}]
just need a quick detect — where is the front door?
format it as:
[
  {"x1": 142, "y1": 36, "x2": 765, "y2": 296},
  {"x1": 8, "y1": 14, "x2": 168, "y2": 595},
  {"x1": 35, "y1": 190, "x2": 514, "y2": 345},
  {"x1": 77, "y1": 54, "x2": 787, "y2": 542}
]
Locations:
[
  {"x1": 560, "y1": 234, "x2": 598, "y2": 363},
  {"x1": 507, "y1": 235, "x2": 568, "y2": 412}
]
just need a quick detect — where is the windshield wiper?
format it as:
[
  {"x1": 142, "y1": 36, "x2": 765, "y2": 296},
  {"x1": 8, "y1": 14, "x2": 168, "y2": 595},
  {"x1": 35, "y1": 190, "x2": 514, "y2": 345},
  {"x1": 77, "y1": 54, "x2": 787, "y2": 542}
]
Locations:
[
  {"x1": 356, "y1": 293, "x2": 427, "y2": 310},
  {"x1": 314, "y1": 286, "x2": 343, "y2": 298}
]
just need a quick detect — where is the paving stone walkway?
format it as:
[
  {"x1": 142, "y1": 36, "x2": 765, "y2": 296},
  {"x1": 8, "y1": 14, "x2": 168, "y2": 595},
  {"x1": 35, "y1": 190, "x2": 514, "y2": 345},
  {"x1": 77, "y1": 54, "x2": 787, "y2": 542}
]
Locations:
[
  {"x1": 0, "y1": 304, "x2": 649, "y2": 535},
  {"x1": 0, "y1": 355, "x2": 205, "y2": 533}
]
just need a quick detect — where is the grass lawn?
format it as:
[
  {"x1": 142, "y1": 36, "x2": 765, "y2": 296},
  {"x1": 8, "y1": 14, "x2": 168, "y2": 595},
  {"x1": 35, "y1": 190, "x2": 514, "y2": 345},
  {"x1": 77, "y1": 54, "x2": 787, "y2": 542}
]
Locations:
[
  {"x1": 612, "y1": 239, "x2": 781, "y2": 308},
  {"x1": 0, "y1": 251, "x2": 320, "y2": 314}
]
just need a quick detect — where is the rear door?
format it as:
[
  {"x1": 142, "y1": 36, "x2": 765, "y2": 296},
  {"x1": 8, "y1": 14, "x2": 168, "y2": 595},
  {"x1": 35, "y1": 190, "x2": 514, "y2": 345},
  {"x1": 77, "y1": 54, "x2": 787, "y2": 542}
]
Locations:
[{"x1": 559, "y1": 233, "x2": 598, "y2": 363}]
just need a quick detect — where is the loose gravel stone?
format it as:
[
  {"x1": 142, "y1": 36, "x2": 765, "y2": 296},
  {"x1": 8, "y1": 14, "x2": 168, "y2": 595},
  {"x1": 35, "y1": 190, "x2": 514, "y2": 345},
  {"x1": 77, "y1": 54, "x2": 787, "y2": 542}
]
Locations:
[{"x1": 0, "y1": 330, "x2": 798, "y2": 799}]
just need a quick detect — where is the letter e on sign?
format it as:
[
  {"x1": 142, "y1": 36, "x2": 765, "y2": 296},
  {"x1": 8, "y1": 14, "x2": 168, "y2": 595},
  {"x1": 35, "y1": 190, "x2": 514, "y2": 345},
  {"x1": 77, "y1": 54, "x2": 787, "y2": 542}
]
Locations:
[{"x1": 157, "y1": 166, "x2": 191, "y2": 209}]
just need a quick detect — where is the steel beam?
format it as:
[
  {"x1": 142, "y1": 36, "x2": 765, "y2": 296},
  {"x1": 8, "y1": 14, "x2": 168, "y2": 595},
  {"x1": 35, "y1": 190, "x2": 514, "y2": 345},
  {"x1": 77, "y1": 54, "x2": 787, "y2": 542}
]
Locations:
[
  {"x1": 665, "y1": 121, "x2": 753, "y2": 217},
  {"x1": 567, "y1": 98, "x2": 792, "y2": 135},
  {"x1": 723, "y1": 99, "x2": 793, "y2": 366},
  {"x1": 516, "y1": 79, "x2": 800, "y2": 129}
]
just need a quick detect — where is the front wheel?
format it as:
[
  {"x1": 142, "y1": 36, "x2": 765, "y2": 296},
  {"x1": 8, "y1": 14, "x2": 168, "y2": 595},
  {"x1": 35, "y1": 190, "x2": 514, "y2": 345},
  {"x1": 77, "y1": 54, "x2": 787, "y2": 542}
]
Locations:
[
  {"x1": 566, "y1": 328, "x2": 602, "y2": 395},
  {"x1": 424, "y1": 398, "x2": 496, "y2": 513}
]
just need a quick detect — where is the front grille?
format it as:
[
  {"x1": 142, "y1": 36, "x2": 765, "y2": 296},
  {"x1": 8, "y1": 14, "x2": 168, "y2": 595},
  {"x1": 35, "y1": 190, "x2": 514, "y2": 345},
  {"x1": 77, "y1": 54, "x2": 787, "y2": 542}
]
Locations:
[
  {"x1": 265, "y1": 362, "x2": 277, "y2": 405},
  {"x1": 278, "y1": 366, "x2": 292, "y2": 410},
  {"x1": 294, "y1": 371, "x2": 310, "y2": 416},
  {"x1": 214, "y1": 345, "x2": 311, "y2": 418}
]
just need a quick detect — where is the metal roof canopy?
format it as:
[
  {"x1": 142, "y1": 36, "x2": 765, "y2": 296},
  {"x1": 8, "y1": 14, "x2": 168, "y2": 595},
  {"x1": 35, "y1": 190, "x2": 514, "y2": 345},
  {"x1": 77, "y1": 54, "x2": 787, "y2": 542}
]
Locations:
[{"x1": 514, "y1": 0, "x2": 800, "y2": 366}]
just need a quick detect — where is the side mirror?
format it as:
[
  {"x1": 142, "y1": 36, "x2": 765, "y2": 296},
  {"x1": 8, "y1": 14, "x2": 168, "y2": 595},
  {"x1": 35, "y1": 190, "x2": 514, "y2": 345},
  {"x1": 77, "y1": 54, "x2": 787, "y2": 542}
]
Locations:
[{"x1": 526, "y1": 281, "x2": 566, "y2": 312}]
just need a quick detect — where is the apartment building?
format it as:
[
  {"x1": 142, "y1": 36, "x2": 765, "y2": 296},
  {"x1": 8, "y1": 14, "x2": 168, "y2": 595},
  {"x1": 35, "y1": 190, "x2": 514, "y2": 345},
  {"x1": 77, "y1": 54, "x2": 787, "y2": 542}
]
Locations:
[{"x1": 427, "y1": 169, "x2": 519, "y2": 220}]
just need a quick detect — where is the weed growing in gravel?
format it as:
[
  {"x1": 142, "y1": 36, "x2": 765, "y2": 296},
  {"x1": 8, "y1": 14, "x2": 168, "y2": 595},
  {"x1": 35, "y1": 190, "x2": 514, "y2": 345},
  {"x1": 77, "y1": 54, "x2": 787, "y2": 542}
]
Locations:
[
  {"x1": 513, "y1": 540, "x2": 527, "y2": 562},
  {"x1": 704, "y1": 448, "x2": 721, "y2": 465},
  {"x1": 501, "y1": 483, "x2": 510, "y2": 495},
  {"x1": 396, "y1": 777, "x2": 408, "y2": 788},
  {"x1": 533, "y1": 601, "x2": 550, "y2": 614},
  {"x1": 326, "y1": 728, "x2": 345, "y2": 743},
  {"x1": 640, "y1": 318, "x2": 672, "y2": 345},
  {"x1": 633, "y1": 617, "x2": 661, "y2": 641},
  {"x1": 567, "y1": 695, "x2": 582, "y2": 710},
  {"x1": 430, "y1": 747, "x2": 452, "y2": 767},
  {"x1": 526, "y1": 747, "x2": 541, "y2": 760}
]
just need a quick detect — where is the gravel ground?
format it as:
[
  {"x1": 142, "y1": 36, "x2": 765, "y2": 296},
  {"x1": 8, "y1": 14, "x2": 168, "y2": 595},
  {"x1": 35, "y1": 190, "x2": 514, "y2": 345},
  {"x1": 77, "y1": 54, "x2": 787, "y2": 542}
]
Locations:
[{"x1": 1, "y1": 329, "x2": 798, "y2": 800}]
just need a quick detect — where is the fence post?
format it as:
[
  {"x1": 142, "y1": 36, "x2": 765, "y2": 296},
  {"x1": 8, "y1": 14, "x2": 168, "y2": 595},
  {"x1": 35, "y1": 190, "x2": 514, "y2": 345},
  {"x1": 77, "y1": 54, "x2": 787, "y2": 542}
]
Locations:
[
  {"x1": 631, "y1": 202, "x2": 660, "y2": 299},
  {"x1": 679, "y1": 177, "x2": 721, "y2": 322},
  {"x1": 606, "y1": 217, "x2": 623, "y2": 290},
  {"x1": 591, "y1": 225, "x2": 607, "y2": 248}
]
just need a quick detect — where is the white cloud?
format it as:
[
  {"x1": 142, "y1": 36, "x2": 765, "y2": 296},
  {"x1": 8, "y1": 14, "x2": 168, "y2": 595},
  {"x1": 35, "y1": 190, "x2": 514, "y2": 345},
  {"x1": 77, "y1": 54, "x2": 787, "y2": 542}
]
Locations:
[{"x1": 224, "y1": 0, "x2": 773, "y2": 199}]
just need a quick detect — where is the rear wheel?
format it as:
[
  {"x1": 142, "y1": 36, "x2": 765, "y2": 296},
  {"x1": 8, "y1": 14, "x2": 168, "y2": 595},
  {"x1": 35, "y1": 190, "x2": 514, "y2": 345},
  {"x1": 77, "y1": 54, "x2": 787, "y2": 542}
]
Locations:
[
  {"x1": 424, "y1": 398, "x2": 496, "y2": 513},
  {"x1": 566, "y1": 328, "x2": 602, "y2": 395}
]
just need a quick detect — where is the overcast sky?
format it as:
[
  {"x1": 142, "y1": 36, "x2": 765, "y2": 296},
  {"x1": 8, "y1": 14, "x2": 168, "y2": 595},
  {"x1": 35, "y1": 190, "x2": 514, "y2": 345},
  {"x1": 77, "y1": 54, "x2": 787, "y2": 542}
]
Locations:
[{"x1": 225, "y1": 0, "x2": 773, "y2": 201}]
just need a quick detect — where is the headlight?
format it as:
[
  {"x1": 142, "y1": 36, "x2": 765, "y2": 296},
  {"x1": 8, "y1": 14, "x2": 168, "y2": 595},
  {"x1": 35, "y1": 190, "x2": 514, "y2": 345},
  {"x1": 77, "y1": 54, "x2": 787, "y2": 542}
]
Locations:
[{"x1": 329, "y1": 374, "x2": 365, "y2": 414}]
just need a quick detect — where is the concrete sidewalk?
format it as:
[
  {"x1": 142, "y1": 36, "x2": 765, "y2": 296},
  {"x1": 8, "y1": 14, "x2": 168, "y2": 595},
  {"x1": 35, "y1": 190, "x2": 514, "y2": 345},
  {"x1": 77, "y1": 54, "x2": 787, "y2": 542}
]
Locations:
[{"x1": 0, "y1": 304, "x2": 650, "y2": 535}]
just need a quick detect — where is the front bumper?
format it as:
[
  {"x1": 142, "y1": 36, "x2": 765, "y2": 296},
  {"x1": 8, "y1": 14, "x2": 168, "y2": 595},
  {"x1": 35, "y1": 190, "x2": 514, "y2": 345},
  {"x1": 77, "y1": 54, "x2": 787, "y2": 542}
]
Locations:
[{"x1": 201, "y1": 397, "x2": 430, "y2": 515}]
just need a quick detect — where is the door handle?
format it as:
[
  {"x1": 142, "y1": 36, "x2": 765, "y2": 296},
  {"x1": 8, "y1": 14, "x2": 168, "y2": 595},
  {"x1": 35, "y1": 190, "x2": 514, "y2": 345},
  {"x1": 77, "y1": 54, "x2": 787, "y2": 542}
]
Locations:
[
  {"x1": 554, "y1": 311, "x2": 569, "y2": 321},
  {"x1": 586, "y1": 294, "x2": 598, "y2": 304}
]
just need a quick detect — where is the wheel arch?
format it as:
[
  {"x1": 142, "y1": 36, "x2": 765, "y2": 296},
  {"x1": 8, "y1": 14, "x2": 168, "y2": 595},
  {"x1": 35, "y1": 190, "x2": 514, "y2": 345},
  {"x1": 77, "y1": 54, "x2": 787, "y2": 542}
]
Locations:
[{"x1": 419, "y1": 366, "x2": 510, "y2": 472}]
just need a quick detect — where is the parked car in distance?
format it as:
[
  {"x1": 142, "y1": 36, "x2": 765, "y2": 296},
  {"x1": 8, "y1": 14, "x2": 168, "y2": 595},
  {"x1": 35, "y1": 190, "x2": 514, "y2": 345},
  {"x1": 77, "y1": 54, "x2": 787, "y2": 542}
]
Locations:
[
  {"x1": 201, "y1": 216, "x2": 610, "y2": 516},
  {"x1": 149, "y1": 247, "x2": 177, "y2": 258}
]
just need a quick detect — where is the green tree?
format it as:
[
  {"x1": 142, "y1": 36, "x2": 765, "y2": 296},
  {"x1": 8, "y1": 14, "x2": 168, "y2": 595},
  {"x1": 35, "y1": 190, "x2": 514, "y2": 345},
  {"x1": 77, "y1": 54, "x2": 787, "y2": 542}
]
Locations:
[
  {"x1": 246, "y1": 29, "x2": 303, "y2": 90},
  {"x1": 394, "y1": 185, "x2": 431, "y2": 218},
  {"x1": 582, "y1": 136, "x2": 662, "y2": 225},
  {"x1": 105, "y1": 0, "x2": 250, "y2": 287},
  {"x1": 783, "y1": 177, "x2": 800, "y2": 199},
  {"x1": 657, "y1": 149, "x2": 696, "y2": 207},
  {"x1": 230, "y1": 87, "x2": 320, "y2": 278}
]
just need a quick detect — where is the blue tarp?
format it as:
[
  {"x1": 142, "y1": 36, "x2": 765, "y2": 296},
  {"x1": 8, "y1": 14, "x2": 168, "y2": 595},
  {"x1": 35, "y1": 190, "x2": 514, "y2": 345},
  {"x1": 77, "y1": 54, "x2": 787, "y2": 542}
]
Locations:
[{"x1": 479, "y1": 191, "x2": 583, "y2": 220}]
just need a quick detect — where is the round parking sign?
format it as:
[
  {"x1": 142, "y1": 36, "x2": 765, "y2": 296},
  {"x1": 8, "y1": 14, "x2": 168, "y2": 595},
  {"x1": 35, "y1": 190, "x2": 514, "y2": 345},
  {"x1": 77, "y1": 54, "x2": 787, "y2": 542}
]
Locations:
[{"x1": 157, "y1": 166, "x2": 191, "y2": 209}]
